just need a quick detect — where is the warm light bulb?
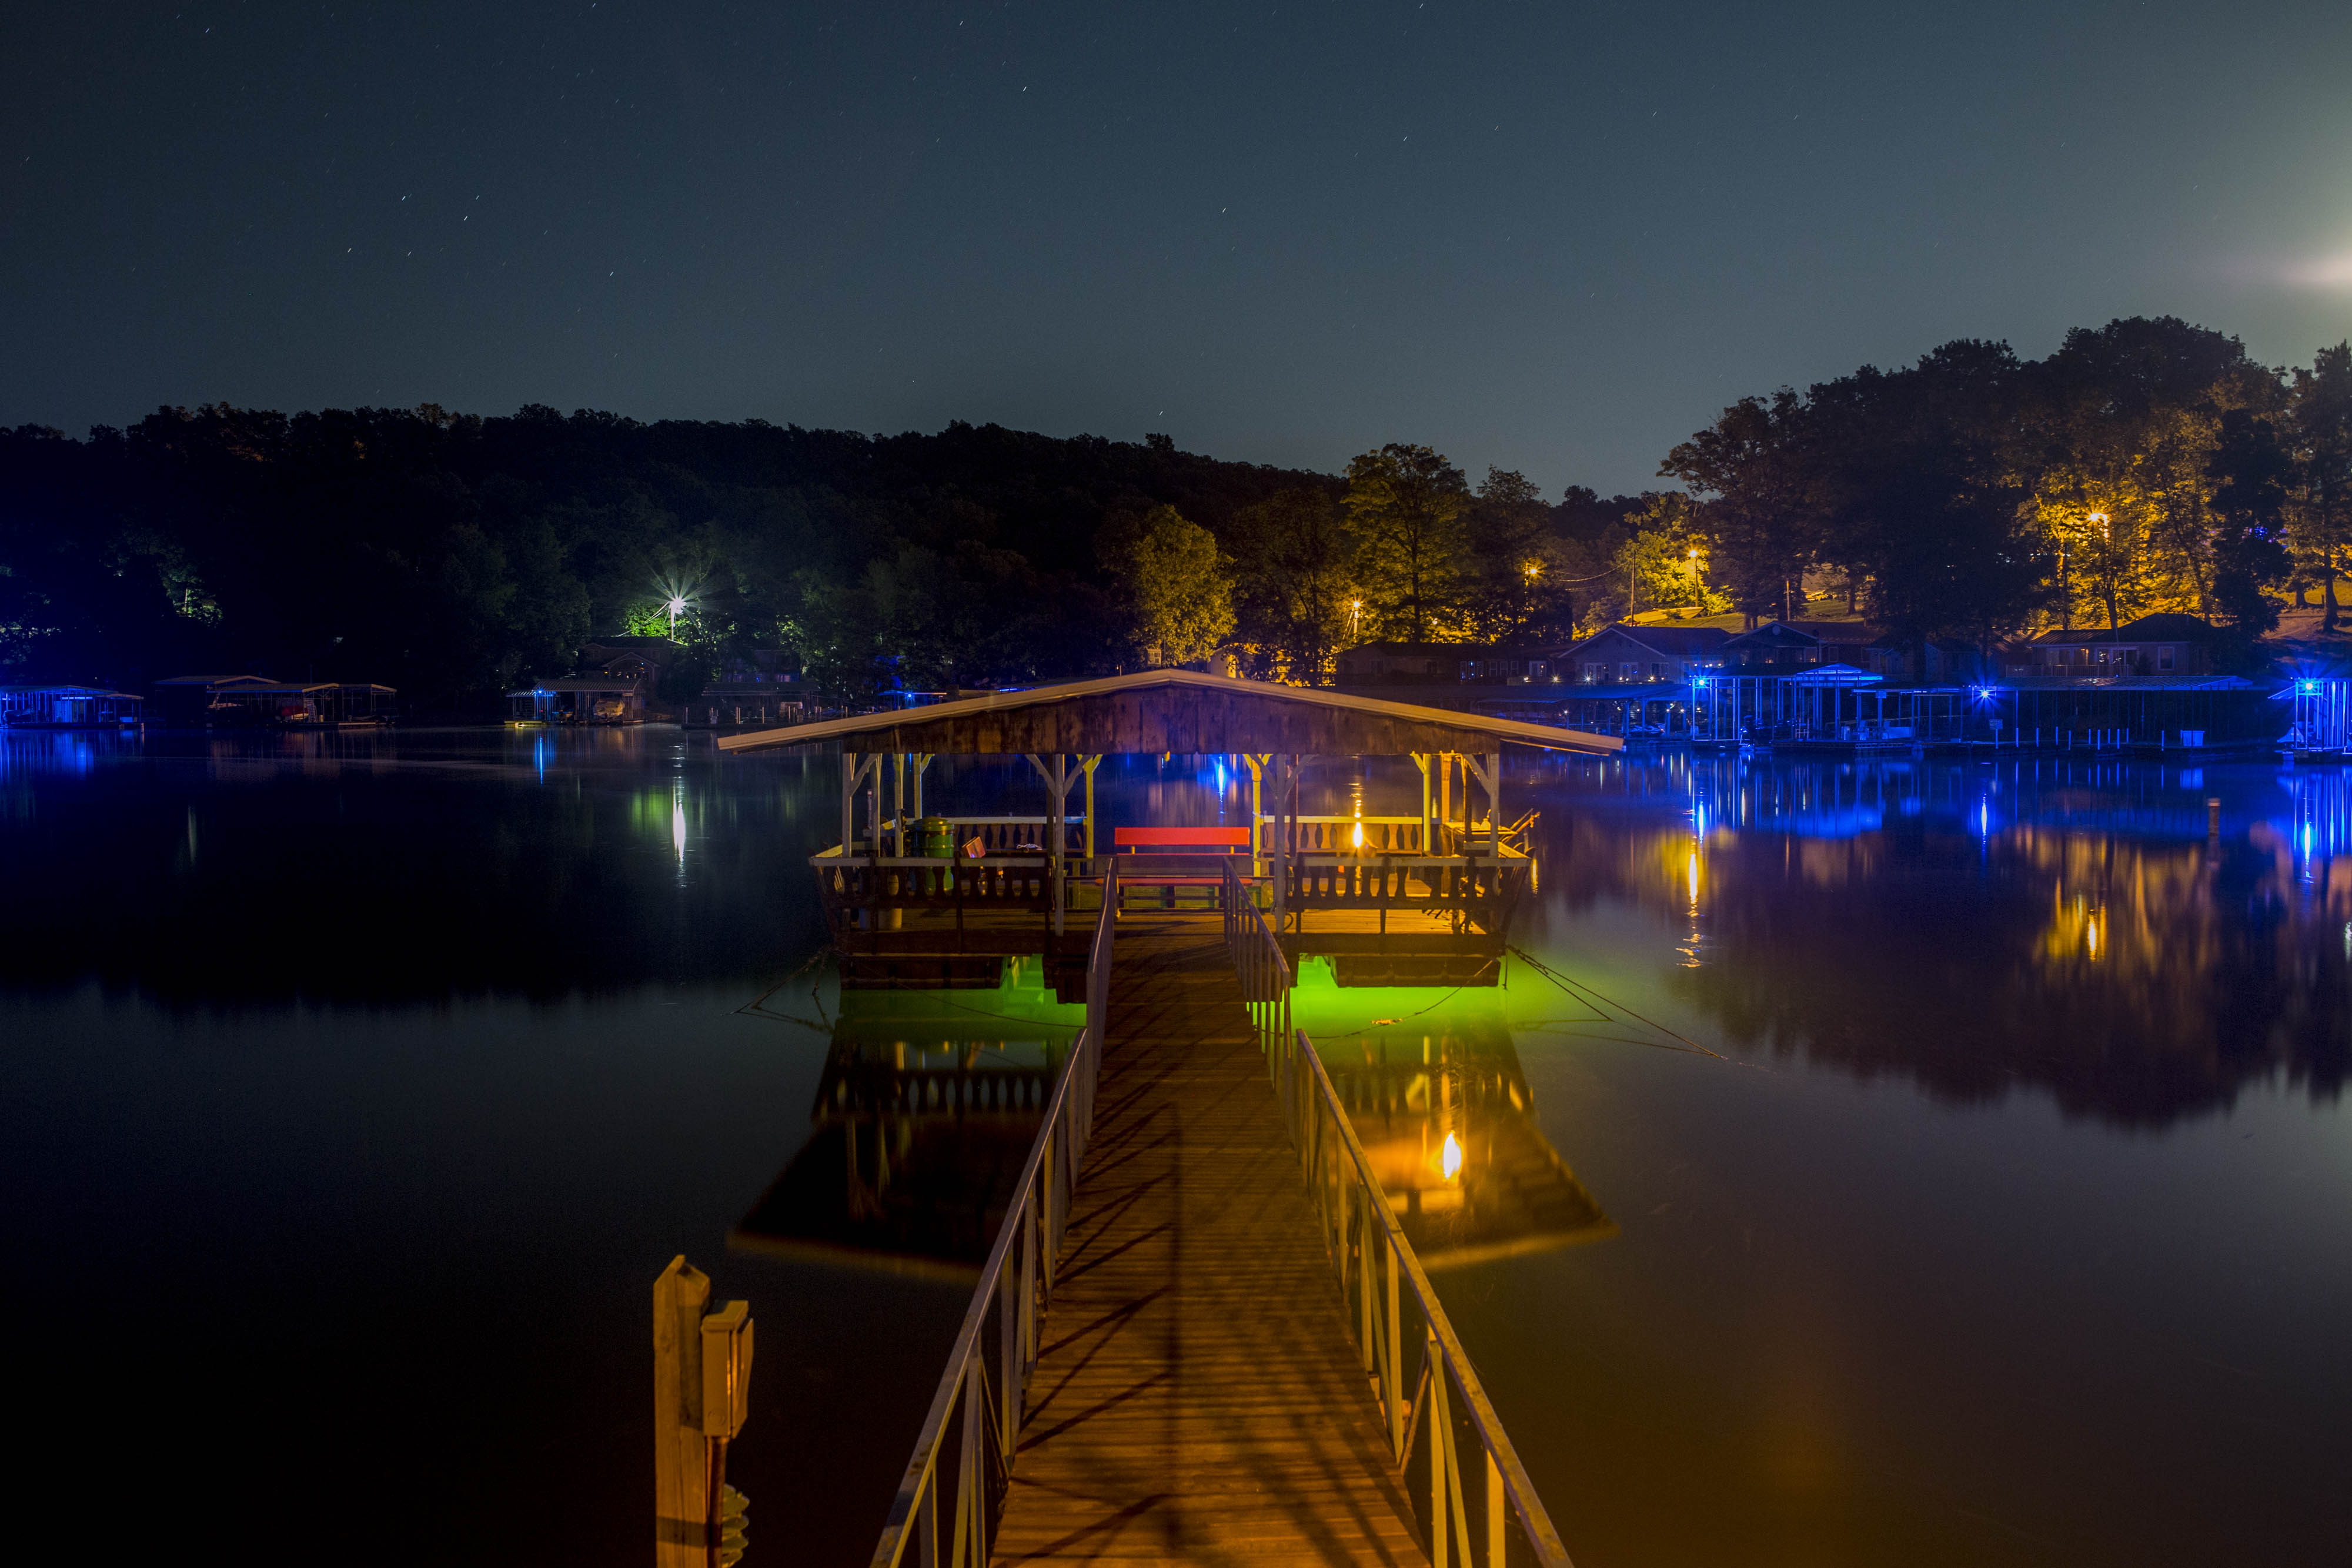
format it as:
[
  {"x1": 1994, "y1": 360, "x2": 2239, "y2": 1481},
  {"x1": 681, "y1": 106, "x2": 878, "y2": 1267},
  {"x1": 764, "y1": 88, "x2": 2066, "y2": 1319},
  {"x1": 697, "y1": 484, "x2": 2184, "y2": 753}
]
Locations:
[
  {"x1": 1352, "y1": 821, "x2": 1365, "y2": 848},
  {"x1": 1441, "y1": 1132, "x2": 1462, "y2": 1181}
]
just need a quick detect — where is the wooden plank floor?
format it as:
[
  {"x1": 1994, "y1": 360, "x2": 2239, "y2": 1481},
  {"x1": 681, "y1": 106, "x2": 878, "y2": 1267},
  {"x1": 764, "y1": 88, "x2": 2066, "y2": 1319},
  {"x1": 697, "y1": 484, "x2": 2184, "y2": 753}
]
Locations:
[{"x1": 991, "y1": 919, "x2": 1428, "y2": 1566}]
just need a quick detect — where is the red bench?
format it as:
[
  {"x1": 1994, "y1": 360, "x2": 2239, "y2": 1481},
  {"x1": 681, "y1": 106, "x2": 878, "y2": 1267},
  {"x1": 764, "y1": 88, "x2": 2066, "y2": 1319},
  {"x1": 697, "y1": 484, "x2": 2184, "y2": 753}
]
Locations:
[{"x1": 1112, "y1": 826, "x2": 1254, "y2": 910}]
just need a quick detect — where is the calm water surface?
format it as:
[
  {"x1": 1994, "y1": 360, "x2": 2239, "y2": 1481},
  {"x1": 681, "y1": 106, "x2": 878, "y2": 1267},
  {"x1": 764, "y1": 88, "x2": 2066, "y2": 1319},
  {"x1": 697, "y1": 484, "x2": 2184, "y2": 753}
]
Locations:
[{"x1": 2, "y1": 728, "x2": 2345, "y2": 1566}]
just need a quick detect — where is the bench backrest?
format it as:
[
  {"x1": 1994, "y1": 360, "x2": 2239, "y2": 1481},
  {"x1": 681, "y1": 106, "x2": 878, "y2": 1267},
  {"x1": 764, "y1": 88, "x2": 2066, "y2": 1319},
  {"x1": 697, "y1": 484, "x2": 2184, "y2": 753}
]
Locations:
[{"x1": 1113, "y1": 826, "x2": 1252, "y2": 852}]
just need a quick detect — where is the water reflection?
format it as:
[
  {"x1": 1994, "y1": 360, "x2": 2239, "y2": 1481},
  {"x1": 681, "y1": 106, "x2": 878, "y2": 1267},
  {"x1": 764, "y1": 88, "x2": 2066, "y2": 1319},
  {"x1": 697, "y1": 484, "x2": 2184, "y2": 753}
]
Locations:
[
  {"x1": 0, "y1": 727, "x2": 838, "y2": 1005},
  {"x1": 733, "y1": 972, "x2": 1083, "y2": 1279},
  {"x1": 1293, "y1": 971, "x2": 1616, "y2": 1268},
  {"x1": 1528, "y1": 753, "x2": 2352, "y2": 1125}
]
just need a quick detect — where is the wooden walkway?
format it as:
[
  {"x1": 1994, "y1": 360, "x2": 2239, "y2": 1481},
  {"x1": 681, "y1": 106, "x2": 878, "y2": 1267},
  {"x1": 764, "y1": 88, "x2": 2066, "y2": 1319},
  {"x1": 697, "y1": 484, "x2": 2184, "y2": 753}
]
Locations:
[{"x1": 991, "y1": 920, "x2": 1427, "y2": 1566}]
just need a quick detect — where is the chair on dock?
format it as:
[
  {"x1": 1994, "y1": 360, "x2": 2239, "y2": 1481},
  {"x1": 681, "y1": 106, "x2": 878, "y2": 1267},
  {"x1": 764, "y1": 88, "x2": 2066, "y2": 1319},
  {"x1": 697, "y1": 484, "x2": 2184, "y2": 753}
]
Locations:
[{"x1": 1111, "y1": 825, "x2": 1253, "y2": 911}]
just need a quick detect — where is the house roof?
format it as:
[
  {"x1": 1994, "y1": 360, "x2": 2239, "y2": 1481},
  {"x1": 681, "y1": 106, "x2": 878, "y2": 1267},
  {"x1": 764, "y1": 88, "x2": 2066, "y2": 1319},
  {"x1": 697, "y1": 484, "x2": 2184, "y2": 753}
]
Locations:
[
  {"x1": 1559, "y1": 623, "x2": 1732, "y2": 658},
  {"x1": 2030, "y1": 614, "x2": 2215, "y2": 646},
  {"x1": 1720, "y1": 619, "x2": 1890, "y2": 650},
  {"x1": 1337, "y1": 641, "x2": 1545, "y2": 659},
  {"x1": 0, "y1": 683, "x2": 140, "y2": 698},
  {"x1": 715, "y1": 668, "x2": 1623, "y2": 756}
]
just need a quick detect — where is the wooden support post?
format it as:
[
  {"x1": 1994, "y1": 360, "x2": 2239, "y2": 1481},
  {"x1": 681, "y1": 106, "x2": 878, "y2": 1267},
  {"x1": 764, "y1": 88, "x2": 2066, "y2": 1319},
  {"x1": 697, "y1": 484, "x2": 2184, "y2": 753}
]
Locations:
[
  {"x1": 655, "y1": 1256, "x2": 711, "y2": 1568},
  {"x1": 893, "y1": 753, "x2": 907, "y2": 856},
  {"x1": 1414, "y1": 753, "x2": 1432, "y2": 855},
  {"x1": 656, "y1": 1258, "x2": 754, "y2": 1568},
  {"x1": 1438, "y1": 752, "x2": 1452, "y2": 849},
  {"x1": 1245, "y1": 755, "x2": 1267, "y2": 874},
  {"x1": 1488, "y1": 752, "x2": 1502, "y2": 865},
  {"x1": 839, "y1": 752, "x2": 855, "y2": 857},
  {"x1": 1082, "y1": 755, "x2": 1100, "y2": 864}
]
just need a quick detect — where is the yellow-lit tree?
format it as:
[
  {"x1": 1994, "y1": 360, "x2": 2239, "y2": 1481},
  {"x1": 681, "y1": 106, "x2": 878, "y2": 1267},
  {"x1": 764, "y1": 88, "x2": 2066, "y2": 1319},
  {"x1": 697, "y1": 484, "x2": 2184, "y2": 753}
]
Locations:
[
  {"x1": 1118, "y1": 506, "x2": 1235, "y2": 667},
  {"x1": 1344, "y1": 444, "x2": 1469, "y2": 641}
]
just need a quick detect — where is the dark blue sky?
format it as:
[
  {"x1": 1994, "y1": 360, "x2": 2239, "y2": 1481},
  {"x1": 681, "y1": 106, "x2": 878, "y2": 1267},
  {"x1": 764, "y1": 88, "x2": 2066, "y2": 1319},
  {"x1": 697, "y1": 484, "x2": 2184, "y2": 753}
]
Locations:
[{"x1": 5, "y1": 1, "x2": 2350, "y2": 493}]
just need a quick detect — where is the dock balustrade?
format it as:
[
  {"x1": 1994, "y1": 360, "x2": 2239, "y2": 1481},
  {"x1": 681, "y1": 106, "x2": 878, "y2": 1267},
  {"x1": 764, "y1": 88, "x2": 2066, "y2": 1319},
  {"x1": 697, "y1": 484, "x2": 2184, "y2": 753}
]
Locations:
[
  {"x1": 866, "y1": 862, "x2": 1118, "y2": 1568},
  {"x1": 1224, "y1": 860, "x2": 1576, "y2": 1568}
]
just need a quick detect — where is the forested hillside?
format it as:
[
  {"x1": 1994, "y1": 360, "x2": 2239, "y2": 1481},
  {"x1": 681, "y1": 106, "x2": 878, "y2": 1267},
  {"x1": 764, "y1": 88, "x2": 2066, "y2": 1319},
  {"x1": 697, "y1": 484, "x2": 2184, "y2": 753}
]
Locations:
[{"x1": 0, "y1": 410, "x2": 1344, "y2": 708}]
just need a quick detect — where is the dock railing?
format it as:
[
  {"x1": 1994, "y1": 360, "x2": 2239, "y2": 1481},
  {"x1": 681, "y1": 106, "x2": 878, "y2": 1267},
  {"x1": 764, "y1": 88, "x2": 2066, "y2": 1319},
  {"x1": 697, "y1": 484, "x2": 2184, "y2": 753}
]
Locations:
[
  {"x1": 866, "y1": 860, "x2": 1118, "y2": 1568},
  {"x1": 1221, "y1": 860, "x2": 1576, "y2": 1568}
]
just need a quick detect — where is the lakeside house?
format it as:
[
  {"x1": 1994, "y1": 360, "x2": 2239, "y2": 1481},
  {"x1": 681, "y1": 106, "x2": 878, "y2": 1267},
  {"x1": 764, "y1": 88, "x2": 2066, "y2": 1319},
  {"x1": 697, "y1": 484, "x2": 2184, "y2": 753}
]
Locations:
[
  {"x1": 1332, "y1": 641, "x2": 1553, "y2": 684},
  {"x1": 1556, "y1": 623, "x2": 1730, "y2": 684},
  {"x1": 694, "y1": 647, "x2": 808, "y2": 726},
  {"x1": 507, "y1": 640, "x2": 665, "y2": 724},
  {"x1": 152, "y1": 674, "x2": 396, "y2": 726},
  {"x1": 2013, "y1": 614, "x2": 2215, "y2": 677}
]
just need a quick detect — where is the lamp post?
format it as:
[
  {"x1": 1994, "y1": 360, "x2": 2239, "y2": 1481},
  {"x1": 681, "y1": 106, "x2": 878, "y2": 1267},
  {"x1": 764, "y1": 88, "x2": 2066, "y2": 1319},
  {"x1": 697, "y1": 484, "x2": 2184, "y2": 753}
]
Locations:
[{"x1": 667, "y1": 596, "x2": 687, "y2": 637}]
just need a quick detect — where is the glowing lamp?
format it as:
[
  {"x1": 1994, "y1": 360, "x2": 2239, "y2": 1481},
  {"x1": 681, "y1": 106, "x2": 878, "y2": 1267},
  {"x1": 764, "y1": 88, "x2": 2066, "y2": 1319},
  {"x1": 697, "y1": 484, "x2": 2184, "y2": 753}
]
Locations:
[{"x1": 1441, "y1": 1132, "x2": 1462, "y2": 1181}]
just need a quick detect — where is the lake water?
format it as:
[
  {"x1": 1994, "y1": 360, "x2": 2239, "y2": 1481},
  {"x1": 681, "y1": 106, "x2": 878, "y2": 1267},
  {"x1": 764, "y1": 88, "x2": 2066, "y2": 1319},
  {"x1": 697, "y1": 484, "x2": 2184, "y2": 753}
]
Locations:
[{"x1": 3, "y1": 727, "x2": 2345, "y2": 1566}]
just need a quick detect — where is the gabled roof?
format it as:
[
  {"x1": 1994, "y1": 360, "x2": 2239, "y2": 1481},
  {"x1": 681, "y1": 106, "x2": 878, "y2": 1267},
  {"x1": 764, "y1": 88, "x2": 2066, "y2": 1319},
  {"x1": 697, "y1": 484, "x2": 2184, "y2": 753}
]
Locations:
[
  {"x1": 2030, "y1": 614, "x2": 2215, "y2": 645},
  {"x1": 1560, "y1": 623, "x2": 1731, "y2": 658},
  {"x1": 715, "y1": 669, "x2": 1622, "y2": 756},
  {"x1": 1721, "y1": 619, "x2": 1887, "y2": 650},
  {"x1": 1337, "y1": 641, "x2": 1546, "y2": 659}
]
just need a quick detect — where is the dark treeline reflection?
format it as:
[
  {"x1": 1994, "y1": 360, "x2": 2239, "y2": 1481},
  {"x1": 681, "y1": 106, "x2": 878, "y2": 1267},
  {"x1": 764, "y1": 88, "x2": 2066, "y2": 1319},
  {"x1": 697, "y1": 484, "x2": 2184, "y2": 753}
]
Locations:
[
  {"x1": 0, "y1": 728, "x2": 838, "y2": 1006},
  {"x1": 1527, "y1": 753, "x2": 2352, "y2": 1126}
]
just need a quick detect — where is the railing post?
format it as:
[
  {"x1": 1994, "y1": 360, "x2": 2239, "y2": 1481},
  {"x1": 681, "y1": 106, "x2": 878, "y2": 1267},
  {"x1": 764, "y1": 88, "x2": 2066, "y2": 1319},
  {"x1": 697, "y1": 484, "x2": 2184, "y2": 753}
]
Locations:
[
  {"x1": 1485, "y1": 1447, "x2": 1505, "y2": 1568},
  {"x1": 962, "y1": 1357, "x2": 986, "y2": 1567},
  {"x1": 998, "y1": 1240, "x2": 1018, "y2": 1459},
  {"x1": 1430, "y1": 1332, "x2": 1449, "y2": 1568},
  {"x1": 1374, "y1": 1241, "x2": 1392, "y2": 1467},
  {"x1": 918, "y1": 1466, "x2": 938, "y2": 1568}
]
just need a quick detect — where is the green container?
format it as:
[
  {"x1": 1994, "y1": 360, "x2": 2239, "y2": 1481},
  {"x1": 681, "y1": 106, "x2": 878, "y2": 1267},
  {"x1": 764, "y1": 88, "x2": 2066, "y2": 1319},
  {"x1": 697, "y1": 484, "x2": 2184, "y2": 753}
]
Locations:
[{"x1": 915, "y1": 816, "x2": 954, "y2": 859}]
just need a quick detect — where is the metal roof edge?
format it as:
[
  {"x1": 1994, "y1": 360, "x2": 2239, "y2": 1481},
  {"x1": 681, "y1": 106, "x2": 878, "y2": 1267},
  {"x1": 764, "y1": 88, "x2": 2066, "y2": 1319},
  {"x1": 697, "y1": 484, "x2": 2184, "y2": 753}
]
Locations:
[{"x1": 714, "y1": 668, "x2": 1623, "y2": 755}]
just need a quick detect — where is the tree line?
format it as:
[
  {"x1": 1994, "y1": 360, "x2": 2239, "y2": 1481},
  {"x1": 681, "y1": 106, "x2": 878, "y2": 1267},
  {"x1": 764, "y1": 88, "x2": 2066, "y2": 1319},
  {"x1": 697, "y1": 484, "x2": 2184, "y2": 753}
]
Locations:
[
  {"x1": 0, "y1": 404, "x2": 1646, "y2": 706},
  {"x1": 4, "y1": 314, "x2": 2344, "y2": 708},
  {"x1": 1662, "y1": 317, "x2": 2352, "y2": 667}
]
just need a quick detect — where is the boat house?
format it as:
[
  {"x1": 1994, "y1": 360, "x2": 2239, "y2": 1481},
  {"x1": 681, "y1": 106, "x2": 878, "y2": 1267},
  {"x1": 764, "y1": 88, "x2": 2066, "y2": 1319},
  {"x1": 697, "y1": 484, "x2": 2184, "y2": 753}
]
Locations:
[
  {"x1": 0, "y1": 684, "x2": 145, "y2": 727},
  {"x1": 152, "y1": 675, "x2": 396, "y2": 726},
  {"x1": 717, "y1": 668, "x2": 1619, "y2": 989}
]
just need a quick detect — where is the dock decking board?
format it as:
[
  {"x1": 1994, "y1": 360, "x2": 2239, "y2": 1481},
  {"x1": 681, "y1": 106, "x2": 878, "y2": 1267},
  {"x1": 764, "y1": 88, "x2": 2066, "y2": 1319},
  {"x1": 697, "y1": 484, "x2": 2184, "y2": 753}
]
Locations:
[{"x1": 991, "y1": 920, "x2": 1428, "y2": 1567}]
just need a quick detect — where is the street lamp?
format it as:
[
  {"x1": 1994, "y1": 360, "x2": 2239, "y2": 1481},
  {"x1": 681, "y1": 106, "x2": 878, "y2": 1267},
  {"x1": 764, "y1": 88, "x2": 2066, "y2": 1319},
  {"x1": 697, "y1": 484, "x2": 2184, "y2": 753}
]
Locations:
[
  {"x1": 666, "y1": 595, "x2": 688, "y2": 636},
  {"x1": 1348, "y1": 599, "x2": 1364, "y2": 641}
]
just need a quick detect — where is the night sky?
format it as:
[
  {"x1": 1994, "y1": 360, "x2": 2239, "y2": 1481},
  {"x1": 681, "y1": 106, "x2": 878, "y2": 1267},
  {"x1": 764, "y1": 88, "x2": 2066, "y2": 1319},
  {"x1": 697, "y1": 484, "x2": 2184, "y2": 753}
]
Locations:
[{"x1": 5, "y1": 2, "x2": 2350, "y2": 492}]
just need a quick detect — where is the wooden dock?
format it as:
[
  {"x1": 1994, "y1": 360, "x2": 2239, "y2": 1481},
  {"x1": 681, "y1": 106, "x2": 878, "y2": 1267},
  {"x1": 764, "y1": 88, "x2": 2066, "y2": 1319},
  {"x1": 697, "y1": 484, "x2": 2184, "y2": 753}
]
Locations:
[{"x1": 990, "y1": 918, "x2": 1427, "y2": 1566}]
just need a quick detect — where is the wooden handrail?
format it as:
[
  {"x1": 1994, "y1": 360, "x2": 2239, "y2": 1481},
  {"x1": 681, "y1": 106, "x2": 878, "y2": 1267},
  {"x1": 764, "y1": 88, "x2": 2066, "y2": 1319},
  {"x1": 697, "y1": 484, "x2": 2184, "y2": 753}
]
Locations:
[
  {"x1": 1221, "y1": 860, "x2": 1576, "y2": 1568},
  {"x1": 866, "y1": 861, "x2": 1119, "y2": 1568}
]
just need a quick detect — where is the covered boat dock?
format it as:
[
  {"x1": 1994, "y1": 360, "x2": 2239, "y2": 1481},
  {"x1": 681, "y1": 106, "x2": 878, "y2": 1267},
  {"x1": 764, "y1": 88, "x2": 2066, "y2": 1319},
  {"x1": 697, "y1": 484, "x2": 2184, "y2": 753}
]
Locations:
[
  {"x1": 714, "y1": 670, "x2": 1609, "y2": 1567},
  {"x1": 717, "y1": 670, "x2": 1621, "y2": 989}
]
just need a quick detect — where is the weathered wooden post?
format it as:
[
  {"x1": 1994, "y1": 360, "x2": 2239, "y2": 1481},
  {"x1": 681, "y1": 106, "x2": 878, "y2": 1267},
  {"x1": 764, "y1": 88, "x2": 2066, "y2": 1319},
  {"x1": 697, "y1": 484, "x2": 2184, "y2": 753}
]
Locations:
[
  {"x1": 656, "y1": 1256, "x2": 754, "y2": 1568},
  {"x1": 1244, "y1": 755, "x2": 1266, "y2": 875}
]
